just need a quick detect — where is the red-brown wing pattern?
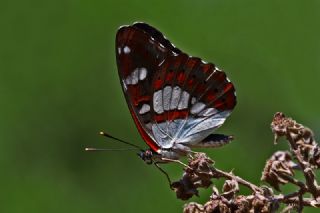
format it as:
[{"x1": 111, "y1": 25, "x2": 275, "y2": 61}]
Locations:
[
  {"x1": 150, "y1": 54, "x2": 236, "y2": 147},
  {"x1": 116, "y1": 22, "x2": 237, "y2": 151},
  {"x1": 115, "y1": 23, "x2": 180, "y2": 152}
]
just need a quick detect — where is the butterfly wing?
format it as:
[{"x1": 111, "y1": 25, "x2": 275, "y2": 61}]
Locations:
[
  {"x1": 115, "y1": 23, "x2": 180, "y2": 152},
  {"x1": 150, "y1": 54, "x2": 236, "y2": 148},
  {"x1": 116, "y1": 22, "x2": 236, "y2": 152}
]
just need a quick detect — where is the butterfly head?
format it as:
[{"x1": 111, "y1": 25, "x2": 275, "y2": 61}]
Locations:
[{"x1": 137, "y1": 149, "x2": 154, "y2": 164}]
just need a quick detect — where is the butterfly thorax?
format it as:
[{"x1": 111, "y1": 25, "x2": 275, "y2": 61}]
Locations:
[{"x1": 138, "y1": 147, "x2": 187, "y2": 163}]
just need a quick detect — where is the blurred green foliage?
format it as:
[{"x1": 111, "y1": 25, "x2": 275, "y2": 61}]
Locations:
[{"x1": 0, "y1": 0, "x2": 319, "y2": 212}]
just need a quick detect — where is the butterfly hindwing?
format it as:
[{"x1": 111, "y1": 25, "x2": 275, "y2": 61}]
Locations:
[{"x1": 149, "y1": 54, "x2": 236, "y2": 148}]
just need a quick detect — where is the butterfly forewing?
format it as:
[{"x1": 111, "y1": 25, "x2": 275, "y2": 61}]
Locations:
[
  {"x1": 116, "y1": 23, "x2": 180, "y2": 151},
  {"x1": 132, "y1": 22, "x2": 181, "y2": 55}
]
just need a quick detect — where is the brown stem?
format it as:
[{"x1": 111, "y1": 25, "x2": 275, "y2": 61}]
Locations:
[
  {"x1": 278, "y1": 173, "x2": 307, "y2": 190},
  {"x1": 212, "y1": 167, "x2": 263, "y2": 193},
  {"x1": 182, "y1": 113, "x2": 320, "y2": 213},
  {"x1": 286, "y1": 132, "x2": 320, "y2": 198}
]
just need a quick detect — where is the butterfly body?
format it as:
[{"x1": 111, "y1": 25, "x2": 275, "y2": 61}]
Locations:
[{"x1": 116, "y1": 22, "x2": 237, "y2": 162}]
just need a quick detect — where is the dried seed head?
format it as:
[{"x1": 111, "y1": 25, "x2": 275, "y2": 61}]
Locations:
[
  {"x1": 204, "y1": 197, "x2": 230, "y2": 213},
  {"x1": 234, "y1": 195, "x2": 251, "y2": 213},
  {"x1": 251, "y1": 195, "x2": 272, "y2": 213},
  {"x1": 271, "y1": 113, "x2": 291, "y2": 138},
  {"x1": 271, "y1": 112, "x2": 315, "y2": 146},
  {"x1": 222, "y1": 179, "x2": 239, "y2": 200},
  {"x1": 183, "y1": 202, "x2": 204, "y2": 213},
  {"x1": 171, "y1": 174, "x2": 200, "y2": 200},
  {"x1": 310, "y1": 146, "x2": 320, "y2": 167},
  {"x1": 172, "y1": 153, "x2": 215, "y2": 200},
  {"x1": 271, "y1": 112, "x2": 320, "y2": 169},
  {"x1": 261, "y1": 151, "x2": 295, "y2": 191}
]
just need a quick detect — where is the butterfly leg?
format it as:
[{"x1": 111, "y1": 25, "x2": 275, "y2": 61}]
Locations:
[
  {"x1": 187, "y1": 150, "x2": 200, "y2": 159},
  {"x1": 154, "y1": 162, "x2": 173, "y2": 189},
  {"x1": 189, "y1": 150, "x2": 199, "y2": 154},
  {"x1": 160, "y1": 157, "x2": 190, "y2": 168}
]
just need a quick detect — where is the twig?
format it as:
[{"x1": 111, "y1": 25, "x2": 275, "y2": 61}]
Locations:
[
  {"x1": 212, "y1": 167, "x2": 263, "y2": 193},
  {"x1": 177, "y1": 112, "x2": 320, "y2": 212}
]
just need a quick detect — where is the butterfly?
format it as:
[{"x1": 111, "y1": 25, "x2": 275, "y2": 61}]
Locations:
[{"x1": 115, "y1": 22, "x2": 237, "y2": 165}]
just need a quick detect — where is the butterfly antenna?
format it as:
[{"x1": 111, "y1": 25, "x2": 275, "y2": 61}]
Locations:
[
  {"x1": 85, "y1": 148, "x2": 139, "y2": 151},
  {"x1": 99, "y1": 131, "x2": 144, "y2": 151}
]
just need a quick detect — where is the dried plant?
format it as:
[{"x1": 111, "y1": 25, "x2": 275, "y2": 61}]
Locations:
[{"x1": 172, "y1": 112, "x2": 320, "y2": 212}]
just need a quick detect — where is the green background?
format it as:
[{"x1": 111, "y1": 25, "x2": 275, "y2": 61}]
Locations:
[{"x1": 1, "y1": 0, "x2": 319, "y2": 212}]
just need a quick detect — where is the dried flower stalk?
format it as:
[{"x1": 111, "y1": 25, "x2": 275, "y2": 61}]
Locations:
[{"x1": 173, "y1": 112, "x2": 320, "y2": 212}]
